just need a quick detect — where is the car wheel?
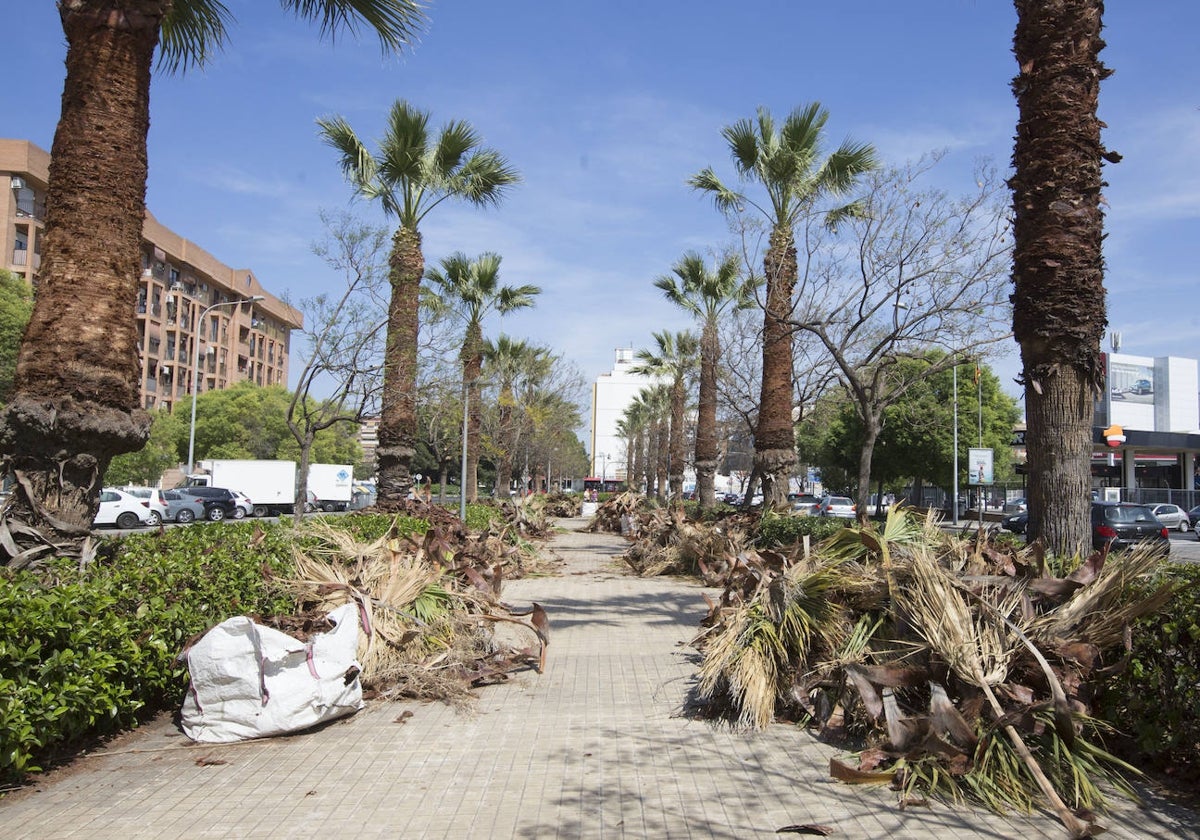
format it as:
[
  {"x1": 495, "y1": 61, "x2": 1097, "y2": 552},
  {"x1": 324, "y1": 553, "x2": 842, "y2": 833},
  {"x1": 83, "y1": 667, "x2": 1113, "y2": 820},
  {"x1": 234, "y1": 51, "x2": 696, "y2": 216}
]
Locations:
[
  {"x1": 253, "y1": 505, "x2": 269, "y2": 518},
  {"x1": 322, "y1": 502, "x2": 337, "y2": 513},
  {"x1": 1179, "y1": 520, "x2": 1190, "y2": 533},
  {"x1": 233, "y1": 507, "x2": 246, "y2": 520},
  {"x1": 207, "y1": 506, "x2": 226, "y2": 522},
  {"x1": 176, "y1": 509, "x2": 195, "y2": 524},
  {"x1": 116, "y1": 511, "x2": 140, "y2": 529},
  {"x1": 147, "y1": 512, "x2": 162, "y2": 526}
]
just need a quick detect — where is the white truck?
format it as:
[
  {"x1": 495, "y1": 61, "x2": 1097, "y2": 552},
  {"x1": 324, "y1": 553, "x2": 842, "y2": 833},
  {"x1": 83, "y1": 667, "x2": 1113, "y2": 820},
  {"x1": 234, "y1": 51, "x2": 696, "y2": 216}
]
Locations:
[
  {"x1": 306, "y1": 463, "x2": 354, "y2": 512},
  {"x1": 187, "y1": 459, "x2": 298, "y2": 517}
]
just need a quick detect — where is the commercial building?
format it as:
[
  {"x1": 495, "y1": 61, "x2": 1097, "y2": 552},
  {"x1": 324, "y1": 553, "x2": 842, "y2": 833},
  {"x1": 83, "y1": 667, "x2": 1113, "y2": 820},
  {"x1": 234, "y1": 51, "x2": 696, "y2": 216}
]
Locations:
[
  {"x1": 589, "y1": 348, "x2": 660, "y2": 484},
  {"x1": 1, "y1": 139, "x2": 301, "y2": 413}
]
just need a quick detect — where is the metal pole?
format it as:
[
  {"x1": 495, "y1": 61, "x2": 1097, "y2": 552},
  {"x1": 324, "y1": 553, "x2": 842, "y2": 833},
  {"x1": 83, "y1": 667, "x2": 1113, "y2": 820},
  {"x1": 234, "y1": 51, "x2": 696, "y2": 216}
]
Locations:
[
  {"x1": 187, "y1": 295, "x2": 263, "y2": 475},
  {"x1": 952, "y1": 362, "x2": 959, "y2": 525}
]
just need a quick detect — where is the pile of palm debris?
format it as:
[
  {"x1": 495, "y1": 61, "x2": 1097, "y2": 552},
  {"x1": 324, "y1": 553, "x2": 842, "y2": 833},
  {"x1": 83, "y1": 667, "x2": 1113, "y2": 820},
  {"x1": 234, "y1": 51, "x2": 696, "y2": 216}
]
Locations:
[
  {"x1": 621, "y1": 506, "x2": 758, "y2": 585},
  {"x1": 584, "y1": 492, "x2": 655, "y2": 537},
  {"x1": 274, "y1": 517, "x2": 549, "y2": 709},
  {"x1": 691, "y1": 506, "x2": 1174, "y2": 838},
  {"x1": 539, "y1": 492, "x2": 583, "y2": 518}
]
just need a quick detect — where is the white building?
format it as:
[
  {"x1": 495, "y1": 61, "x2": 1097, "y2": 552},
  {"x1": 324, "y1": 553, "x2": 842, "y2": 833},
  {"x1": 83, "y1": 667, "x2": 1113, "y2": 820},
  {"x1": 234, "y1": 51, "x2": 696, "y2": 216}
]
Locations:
[{"x1": 589, "y1": 348, "x2": 660, "y2": 482}]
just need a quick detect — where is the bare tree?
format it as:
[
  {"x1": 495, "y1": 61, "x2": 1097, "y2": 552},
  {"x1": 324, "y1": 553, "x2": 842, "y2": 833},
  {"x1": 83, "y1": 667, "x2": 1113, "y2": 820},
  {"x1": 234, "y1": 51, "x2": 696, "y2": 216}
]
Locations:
[
  {"x1": 789, "y1": 155, "x2": 1013, "y2": 520},
  {"x1": 288, "y1": 212, "x2": 388, "y2": 521}
]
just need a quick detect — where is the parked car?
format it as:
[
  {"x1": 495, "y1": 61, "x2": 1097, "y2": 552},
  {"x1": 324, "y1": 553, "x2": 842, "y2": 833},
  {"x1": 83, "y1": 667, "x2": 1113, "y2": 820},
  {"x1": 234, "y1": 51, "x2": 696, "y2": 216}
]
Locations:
[
  {"x1": 789, "y1": 493, "x2": 821, "y2": 514},
  {"x1": 121, "y1": 486, "x2": 168, "y2": 526},
  {"x1": 1001, "y1": 510, "x2": 1028, "y2": 534},
  {"x1": 1003, "y1": 498, "x2": 1028, "y2": 514},
  {"x1": 1190, "y1": 505, "x2": 1200, "y2": 540},
  {"x1": 1091, "y1": 502, "x2": 1169, "y2": 554},
  {"x1": 160, "y1": 489, "x2": 207, "y2": 524},
  {"x1": 815, "y1": 495, "x2": 857, "y2": 519},
  {"x1": 722, "y1": 492, "x2": 741, "y2": 505},
  {"x1": 176, "y1": 486, "x2": 239, "y2": 521},
  {"x1": 230, "y1": 490, "x2": 253, "y2": 519},
  {"x1": 94, "y1": 488, "x2": 153, "y2": 529},
  {"x1": 1148, "y1": 503, "x2": 1190, "y2": 533}
]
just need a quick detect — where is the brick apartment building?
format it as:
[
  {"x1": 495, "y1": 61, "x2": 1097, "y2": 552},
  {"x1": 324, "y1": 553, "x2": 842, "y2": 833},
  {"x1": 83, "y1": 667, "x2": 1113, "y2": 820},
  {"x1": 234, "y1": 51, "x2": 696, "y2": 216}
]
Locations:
[{"x1": 0, "y1": 139, "x2": 302, "y2": 412}]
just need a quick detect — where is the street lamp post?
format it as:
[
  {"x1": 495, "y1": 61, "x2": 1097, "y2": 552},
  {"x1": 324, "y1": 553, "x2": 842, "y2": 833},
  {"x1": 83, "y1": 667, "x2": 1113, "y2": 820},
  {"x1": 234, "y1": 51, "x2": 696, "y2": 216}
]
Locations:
[{"x1": 187, "y1": 295, "x2": 265, "y2": 475}]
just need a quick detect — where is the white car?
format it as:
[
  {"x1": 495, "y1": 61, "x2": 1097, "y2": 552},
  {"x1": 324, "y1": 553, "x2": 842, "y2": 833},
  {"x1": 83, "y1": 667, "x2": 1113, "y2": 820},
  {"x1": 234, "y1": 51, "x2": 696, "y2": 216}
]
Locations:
[
  {"x1": 230, "y1": 490, "x2": 253, "y2": 519},
  {"x1": 816, "y1": 495, "x2": 858, "y2": 519},
  {"x1": 94, "y1": 488, "x2": 153, "y2": 529},
  {"x1": 122, "y1": 486, "x2": 169, "y2": 526}
]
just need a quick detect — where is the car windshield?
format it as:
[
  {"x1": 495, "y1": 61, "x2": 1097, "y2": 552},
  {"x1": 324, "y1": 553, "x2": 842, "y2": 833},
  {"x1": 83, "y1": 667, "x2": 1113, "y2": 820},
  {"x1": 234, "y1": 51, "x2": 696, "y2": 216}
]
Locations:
[{"x1": 829, "y1": 497, "x2": 852, "y2": 506}]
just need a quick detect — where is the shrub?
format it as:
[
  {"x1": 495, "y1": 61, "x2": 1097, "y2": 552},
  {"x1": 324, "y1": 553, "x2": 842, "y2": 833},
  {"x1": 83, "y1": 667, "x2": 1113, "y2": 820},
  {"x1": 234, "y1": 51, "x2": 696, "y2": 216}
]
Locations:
[
  {"x1": 757, "y1": 513, "x2": 848, "y2": 547},
  {"x1": 0, "y1": 522, "x2": 296, "y2": 784},
  {"x1": 1093, "y1": 562, "x2": 1200, "y2": 779}
]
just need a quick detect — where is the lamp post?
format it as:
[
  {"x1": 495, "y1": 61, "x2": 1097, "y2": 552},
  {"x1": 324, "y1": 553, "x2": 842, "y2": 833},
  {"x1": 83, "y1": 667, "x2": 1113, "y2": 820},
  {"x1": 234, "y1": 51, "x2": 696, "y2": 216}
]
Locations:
[{"x1": 187, "y1": 295, "x2": 265, "y2": 475}]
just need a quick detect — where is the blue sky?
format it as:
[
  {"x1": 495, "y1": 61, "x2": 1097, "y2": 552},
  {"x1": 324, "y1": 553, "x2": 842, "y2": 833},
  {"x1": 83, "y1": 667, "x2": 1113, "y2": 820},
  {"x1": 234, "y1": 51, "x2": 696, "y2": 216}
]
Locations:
[{"x1": 6, "y1": 2, "x2": 1199, "y2": 410}]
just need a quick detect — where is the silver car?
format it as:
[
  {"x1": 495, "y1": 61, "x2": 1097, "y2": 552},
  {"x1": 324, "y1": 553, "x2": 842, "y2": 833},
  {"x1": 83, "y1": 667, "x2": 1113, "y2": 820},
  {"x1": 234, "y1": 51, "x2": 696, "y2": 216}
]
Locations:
[
  {"x1": 161, "y1": 489, "x2": 206, "y2": 524},
  {"x1": 816, "y1": 495, "x2": 857, "y2": 519},
  {"x1": 1148, "y1": 503, "x2": 1190, "y2": 533}
]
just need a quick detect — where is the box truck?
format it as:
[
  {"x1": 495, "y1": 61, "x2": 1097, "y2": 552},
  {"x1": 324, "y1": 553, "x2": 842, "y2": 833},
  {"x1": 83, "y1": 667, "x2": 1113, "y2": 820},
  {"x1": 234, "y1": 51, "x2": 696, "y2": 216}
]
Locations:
[
  {"x1": 307, "y1": 463, "x2": 354, "y2": 512},
  {"x1": 187, "y1": 459, "x2": 298, "y2": 517}
]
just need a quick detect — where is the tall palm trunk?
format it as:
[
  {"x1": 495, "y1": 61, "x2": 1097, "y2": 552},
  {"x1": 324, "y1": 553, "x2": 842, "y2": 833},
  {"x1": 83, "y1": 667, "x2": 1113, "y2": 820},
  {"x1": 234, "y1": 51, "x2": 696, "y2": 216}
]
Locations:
[
  {"x1": 0, "y1": 7, "x2": 162, "y2": 553},
  {"x1": 655, "y1": 416, "x2": 669, "y2": 503},
  {"x1": 668, "y1": 375, "x2": 687, "y2": 506},
  {"x1": 494, "y1": 386, "x2": 514, "y2": 499},
  {"x1": 695, "y1": 319, "x2": 719, "y2": 509},
  {"x1": 644, "y1": 420, "x2": 657, "y2": 498},
  {"x1": 756, "y1": 225, "x2": 798, "y2": 505},
  {"x1": 632, "y1": 427, "x2": 645, "y2": 495},
  {"x1": 461, "y1": 322, "x2": 483, "y2": 503},
  {"x1": 1011, "y1": 0, "x2": 1109, "y2": 556},
  {"x1": 376, "y1": 225, "x2": 422, "y2": 508}
]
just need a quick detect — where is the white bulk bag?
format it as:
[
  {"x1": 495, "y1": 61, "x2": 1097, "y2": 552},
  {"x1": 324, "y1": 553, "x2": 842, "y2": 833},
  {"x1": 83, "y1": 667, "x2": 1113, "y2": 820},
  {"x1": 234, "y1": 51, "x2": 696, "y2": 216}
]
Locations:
[{"x1": 180, "y1": 602, "x2": 364, "y2": 743}]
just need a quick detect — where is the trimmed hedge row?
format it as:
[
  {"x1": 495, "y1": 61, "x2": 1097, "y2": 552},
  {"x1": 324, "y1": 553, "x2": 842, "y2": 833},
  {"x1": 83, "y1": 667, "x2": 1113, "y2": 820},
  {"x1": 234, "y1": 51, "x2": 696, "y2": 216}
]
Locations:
[
  {"x1": 1093, "y1": 562, "x2": 1200, "y2": 778},
  {"x1": 0, "y1": 513, "x2": 433, "y2": 785},
  {"x1": 757, "y1": 512, "x2": 850, "y2": 546}
]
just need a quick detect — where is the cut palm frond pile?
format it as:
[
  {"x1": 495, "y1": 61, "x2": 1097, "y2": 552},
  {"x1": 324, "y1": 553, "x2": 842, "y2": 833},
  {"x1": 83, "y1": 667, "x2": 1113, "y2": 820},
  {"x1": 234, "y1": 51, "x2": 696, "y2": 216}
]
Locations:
[
  {"x1": 540, "y1": 493, "x2": 583, "y2": 518},
  {"x1": 621, "y1": 505, "x2": 757, "y2": 584},
  {"x1": 495, "y1": 494, "x2": 559, "y2": 538},
  {"x1": 585, "y1": 491, "x2": 648, "y2": 535},
  {"x1": 692, "y1": 505, "x2": 1175, "y2": 837},
  {"x1": 274, "y1": 517, "x2": 549, "y2": 709}
]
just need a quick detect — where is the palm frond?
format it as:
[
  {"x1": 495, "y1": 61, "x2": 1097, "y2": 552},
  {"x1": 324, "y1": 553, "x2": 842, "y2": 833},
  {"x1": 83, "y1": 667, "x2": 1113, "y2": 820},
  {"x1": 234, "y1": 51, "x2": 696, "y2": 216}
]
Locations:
[
  {"x1": 281, "y1": 0, "x2": 427, "y2": 55},
  {"x1": 158, "y1": 1, "x2": 232, "y2": 74}
]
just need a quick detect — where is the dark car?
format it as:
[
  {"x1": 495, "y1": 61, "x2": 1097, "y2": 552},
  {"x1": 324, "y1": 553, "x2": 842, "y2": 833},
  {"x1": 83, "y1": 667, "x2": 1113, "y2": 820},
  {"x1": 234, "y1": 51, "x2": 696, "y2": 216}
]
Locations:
[
  {"x1": 1001, "y1": 510, "x2": 1028, "y2": 535},
  {"x1": 1091, "y1": 501, "x2": 1169, "y2": 554},
  {"x1": 176, "y1": 486, "x2": 240, "y2": 521}
]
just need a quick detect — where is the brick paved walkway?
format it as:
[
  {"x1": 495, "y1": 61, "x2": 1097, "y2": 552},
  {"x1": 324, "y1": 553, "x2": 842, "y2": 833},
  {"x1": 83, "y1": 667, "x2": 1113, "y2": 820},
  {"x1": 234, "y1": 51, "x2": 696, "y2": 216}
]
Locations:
[{"x1": 1, "y1": 519, "x2": 1196, "y2": 839}]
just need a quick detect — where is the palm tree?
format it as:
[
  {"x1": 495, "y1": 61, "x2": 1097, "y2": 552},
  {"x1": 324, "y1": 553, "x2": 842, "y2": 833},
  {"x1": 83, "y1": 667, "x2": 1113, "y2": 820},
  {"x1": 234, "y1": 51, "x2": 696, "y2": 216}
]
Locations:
[
  {"x1": 0, "y1": 2, "x2": 424, "y2": 563},
  {"x1": 483, "y1": 336, "x2": 546, "y2": 500},
  {"x1": 654, "y1": 252, "x2": 759, "y2": 510},
  {"x1": 618, "y1": 398, "x2": 651, "y2": 496},
  {"x1": 426, "y1": 253, "x2": 539, "y2": 503},
  {"x1": 632, "y1": 332, "x2": 698, "y2": 507},
  {"x1": 319, "y1": 103, "x2": 520, "y2": 509},
  {"x1": 690, "y1": 104, "x2": 877, "y2": 507},
  {"x1": 1010, "y1": 1, "x2": 1110, "y2": 557}
]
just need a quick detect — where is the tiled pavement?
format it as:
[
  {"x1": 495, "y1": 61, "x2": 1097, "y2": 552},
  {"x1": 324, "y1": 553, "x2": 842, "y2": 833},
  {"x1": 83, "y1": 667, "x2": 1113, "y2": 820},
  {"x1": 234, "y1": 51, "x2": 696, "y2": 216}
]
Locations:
[{"x1": 1, "y1": 518, "x2": 1196, "y2": 839}]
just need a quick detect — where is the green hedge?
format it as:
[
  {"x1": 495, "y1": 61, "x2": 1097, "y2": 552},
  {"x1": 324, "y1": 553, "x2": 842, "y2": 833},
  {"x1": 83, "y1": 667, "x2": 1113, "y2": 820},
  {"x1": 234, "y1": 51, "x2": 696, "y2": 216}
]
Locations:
[
  {"x1": 1093, "y1": 562, "x2": 1200, "y2": 776},
  {"x1": 0, "y1": 522, "x2": 301, "y2": 783},
  {"x1": 757, "y1": 512, "x2": 849, "y2": 547}
]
